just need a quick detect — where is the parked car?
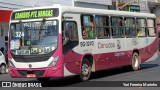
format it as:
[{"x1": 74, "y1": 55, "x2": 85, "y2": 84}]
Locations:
[{"x1": 0, "y1": 51, "x2": 7, "y2": 74}]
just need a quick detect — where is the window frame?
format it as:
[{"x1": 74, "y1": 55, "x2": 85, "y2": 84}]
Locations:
[
  {"x1": 111, "y1": 16, "x2": 125, "y2": 38},
  {"x1": 147, "y1": 18, "x2": 156, "y2": 37},
  {"x1": 81, "y1": 14, "x2": 95, "y2": 39},
  {"x1": 124, "y1": 17, "x2": 136, "y2": 38},
  {"x1": 95, "y1": 15, "x2": 111, "y2": 39},
  {"x1": 62, "y1": 20, "x2": 79, "y2": 41},
  {"x1": 136, "y1": 18, "x2": 147, "y2": 37}
]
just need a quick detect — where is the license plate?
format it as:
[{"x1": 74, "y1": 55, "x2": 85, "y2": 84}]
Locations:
[
  {"x1": 26, "y1": 74, "x2": 36, "y2": 78},
  {"x1": 16, "y1": 50, "x2": 30, "y2": 55}
]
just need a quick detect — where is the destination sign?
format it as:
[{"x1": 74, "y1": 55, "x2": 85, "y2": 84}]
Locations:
[{"x1": 11, "y1": 8, "x2": 59, "y2": 20}]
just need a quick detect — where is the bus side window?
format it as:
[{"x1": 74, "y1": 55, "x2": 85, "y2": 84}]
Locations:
[
  {"x1": 147, "y1": 19, "x2": 156, "y2": 37},
  {"x1": 111, "y1": 16, "x2": 124, "y2": 37},
  {"x1": 95, "y1": 15, "x2": 110, "y2": 39},
  {"x1": 63, "y1": 21, "x2": 78, "y2": 43},
  {"x1": 62, "y1": 21, "x2": 79, "y2": 54},
  {"x1": 124, "y1": 17, "x2": 136, "y2": 37},
  {"x1": 81, "y1": 15, "x2": 95, "y2": 39},
  {"x1": 137, "y1": 18, "x2": 146, "y2": 37}
]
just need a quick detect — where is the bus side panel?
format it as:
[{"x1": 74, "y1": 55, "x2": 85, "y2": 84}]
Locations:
[
  {"x1": 95, "y1": 38, "x2": 131, "y2": 71},
  {"x1": 63, "y1": 13, "x2": 83, "y2": 76},
  {"x1": 140, "y1": 37, "x2": 158, "y2": 63},
  {"x1": 64, "y1": 50, "x2": 83, "y2": 76}
]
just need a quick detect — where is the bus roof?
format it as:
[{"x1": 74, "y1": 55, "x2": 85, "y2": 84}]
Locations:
[
  {"x1": 61, "y1": 6, "x2": 156, "y2": 18},
  {"x1": 12, "y1": 6, "x2": 156, "y2": 18}
]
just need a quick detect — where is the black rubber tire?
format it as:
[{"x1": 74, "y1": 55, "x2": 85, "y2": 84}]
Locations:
[
  {"x1": 0, "y1": 64, "x2": 6, "y2": 74},
  {"x1": 80, "y1": 58, "x2": 91, "y2": 81},
  {"x1": 131, "y1": 52, "x2": 140, "y2": 71}
]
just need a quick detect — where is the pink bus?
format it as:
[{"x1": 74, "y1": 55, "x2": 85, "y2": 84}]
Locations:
[{"x1": 8, "y1": 6, "x2": 158, "y2": 82}]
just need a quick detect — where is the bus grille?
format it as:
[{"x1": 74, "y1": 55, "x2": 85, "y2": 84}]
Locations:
[
  {"x1": 11, "y1": 50, "x2": 55, "y2": 62},
  {"x1": 13, "y1": 56, "x2": 50, "y2": 62},
  {"x1": 18, "y1": 70, "x2": 45, "y2": 77}
]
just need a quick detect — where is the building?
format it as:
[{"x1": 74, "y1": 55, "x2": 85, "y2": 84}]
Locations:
[
  {"x1": 0, "y1": 0, "x2": 113, "y2": 10},
  {"x1": 147, "y1": 0, "x2": 160, "y2": 17}
]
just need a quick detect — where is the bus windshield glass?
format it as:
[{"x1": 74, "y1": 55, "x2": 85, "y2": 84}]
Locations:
[{"x1": 10, "y1": 20, "x2": 58, "y2": 55}]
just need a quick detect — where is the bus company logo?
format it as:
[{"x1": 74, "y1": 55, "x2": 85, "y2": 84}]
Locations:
[
  {"x1": 2, "y1": 82, "x2": 11, "y2": 87},
  {"x1": 98, "y1": 42, "x2": 115, "y2": 49},
  {"x1": 1, "y1": 82, "x2": 42, "y2": 87},
  {"x1": 117, "y1": 40, "x2": 121, "y2": 49},
  {"x1": 29, "y1": 64, "x2": 32, "y2": 68},
  {"x1": 132, "y1": 39, "x2": 138, "y2": 45}
]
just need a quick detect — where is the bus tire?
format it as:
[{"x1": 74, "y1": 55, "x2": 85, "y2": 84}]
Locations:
[
  {"x1": 131, "y1": 52, "x2": 140, "y2": 71},
  {"x1": 0, "y1": 64, "x2": 6, "y2": 74},
  {"x1": 37, "y1": 77, "x2": 50, "y2": 82},
  {"x1": 80, "y1": 58, "x2": 91, "y2": 81}
]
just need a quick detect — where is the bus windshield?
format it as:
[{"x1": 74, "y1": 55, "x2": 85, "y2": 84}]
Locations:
[{"x1": 10, "y1": 20, "x2": 58, "y2": 55}]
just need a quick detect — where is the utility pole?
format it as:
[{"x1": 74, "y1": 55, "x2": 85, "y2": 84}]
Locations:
[
  {"x1": 116, "y1": 0, "x2": 119, "y2": 10},
  {"x1": 145, "y1": 0, "x2": 148, "y2": 12}
]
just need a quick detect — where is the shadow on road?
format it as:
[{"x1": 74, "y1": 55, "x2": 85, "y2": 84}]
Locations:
[
  {"x1": 140, "y1": 64, "x2": 159, "y2": 70},
  {"x1": 41, "y1": 76, "x2": 84, "y2": 87},
  {"x1": 25, "y1": 63, "x2": 159, "y2": 87}
]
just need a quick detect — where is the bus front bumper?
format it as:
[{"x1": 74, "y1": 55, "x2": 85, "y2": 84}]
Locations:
[{"x1": 9, "y1": 66, "x2": 63, "y2": 78}]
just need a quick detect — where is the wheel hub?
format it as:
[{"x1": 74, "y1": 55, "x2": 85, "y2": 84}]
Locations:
[
  {"x1": 133, "y1": 56, "x2": 138, "y2": 67},
  {"x1": 82, "y1": 64, "x2": 89, "y2": 76}
]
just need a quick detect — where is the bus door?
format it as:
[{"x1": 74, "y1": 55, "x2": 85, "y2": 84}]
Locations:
[{"x1": 62, "y1": 14, "x2": 80, "y2": 74}]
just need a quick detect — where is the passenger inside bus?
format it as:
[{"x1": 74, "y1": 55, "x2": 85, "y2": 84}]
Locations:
[
  {"x1": 124, "y1": 18, "x2": 136, "y2": 37},
  {"x1": 88, "y1": 17, "x2": 94, "y2": 38},
  {"x1": 104, "y1": 28, "x2": 110, "y2": 37},
  {"x1": 119, "y1": 17, "x2": 123, "y2": 36},
  {"x1": 82, "y1": 27, "x2": 88, "y2": 38},
  {"x1": 63, "y1": 24, "x2": 74, "y2": 45}
]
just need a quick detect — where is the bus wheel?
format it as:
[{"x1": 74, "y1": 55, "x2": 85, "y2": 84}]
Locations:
[
  {"x1": 37, "y1": 78, "x2": 50, "y2": 82},
  {"x1": 0, "y1": 64, "x2": 6, "y2": 74},
  {"x1": 131, "y1": 52, "x2": 140, "y2": 71},
  {"x1": 80, "y1": 58, "x2": 91, "y2": 81}
]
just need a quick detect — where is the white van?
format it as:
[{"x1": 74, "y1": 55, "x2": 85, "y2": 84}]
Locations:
[{"x1": 0, "y1": 51, "x2": 7, "y2": 74}]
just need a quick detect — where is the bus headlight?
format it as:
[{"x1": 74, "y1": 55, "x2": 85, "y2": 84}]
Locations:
[{"x1": 48, "y1": 55, "x2": 59, "y2": 67}]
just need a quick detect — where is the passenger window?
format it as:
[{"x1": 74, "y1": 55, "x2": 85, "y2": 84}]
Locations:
[
  {"x1": 81, "y1": 15, "x2": 95, "y2": 39},
  {"x1": 95, "y1": 15, "x2": 110, "y2": 38},
  {"x1": 124, "y1": 17, "x2": 136, "y2": 37},
  {"x1": 137, "y1": 18, "x2": 147, "y2": 37},
  {"x1": 62, "y1": 21, "x2": 79, "y2": 54},
  {"x1": 111, "y1": 17, "x2": 124, "y2": 37},
  {"x1": 64, "y1": 22, "x2": 78, "y2": 41},
  {"x1": 147, "y1": 19, "x2": 156, "y2": 37}
]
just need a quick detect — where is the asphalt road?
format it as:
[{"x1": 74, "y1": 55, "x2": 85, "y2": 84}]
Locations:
[{"x1": 0, "y1": 58, "x2": 160, "y2": 90}]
